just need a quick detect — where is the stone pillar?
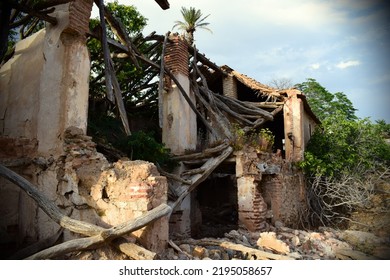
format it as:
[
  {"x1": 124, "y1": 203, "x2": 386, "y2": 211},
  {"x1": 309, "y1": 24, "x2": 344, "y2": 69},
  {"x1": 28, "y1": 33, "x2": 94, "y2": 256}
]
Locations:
[
  {"x1": 223, "y1": 74, "x2": 238, "y2": 99},
  {"x1": 283, "y1": 90, "x2": 304, "y2": 162},
  {"x1": 162, "y1": 33, "x2": 197, "y2": 155},
  {"x1": 235, "y1": 149, "x2": 268, "y2": 231}
]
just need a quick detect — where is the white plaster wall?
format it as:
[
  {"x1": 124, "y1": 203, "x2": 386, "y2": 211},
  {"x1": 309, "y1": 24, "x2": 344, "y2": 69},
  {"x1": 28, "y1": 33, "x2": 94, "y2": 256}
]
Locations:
[
  {"x1": 283, "y1": 94, "x2": 304, "y2": 162},
  {"x1": 0, "y1": 15, "x2": 90, "y2": 156},
  {"x1": 162, "y1": 73, "x2": 197, "y2": 155},
  {"x1": 0, "y1": 30, "x2": 45, "y2": 139}
]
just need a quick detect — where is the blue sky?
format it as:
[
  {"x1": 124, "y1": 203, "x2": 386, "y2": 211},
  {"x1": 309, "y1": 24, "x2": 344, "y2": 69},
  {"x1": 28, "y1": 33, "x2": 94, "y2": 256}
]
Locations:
[{"x1": 98, "y1": 0, "x2": 390, "y2": 122}]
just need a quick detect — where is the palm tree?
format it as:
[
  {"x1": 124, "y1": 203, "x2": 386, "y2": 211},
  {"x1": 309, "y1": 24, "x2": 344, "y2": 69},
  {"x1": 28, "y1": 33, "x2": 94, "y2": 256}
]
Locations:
[{"x1": 172, "y1": 7, "x2": 211, "y2": 45}]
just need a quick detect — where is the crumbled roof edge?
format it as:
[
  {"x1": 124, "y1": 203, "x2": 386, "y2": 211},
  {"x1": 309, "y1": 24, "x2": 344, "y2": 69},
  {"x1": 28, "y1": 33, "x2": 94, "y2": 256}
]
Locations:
[
  {"x1": 220, "y1": 65, "x2": 320, "y2": 124},
  {"x1": 220, "y1": 65, "x2": 280, "y2": 97}
]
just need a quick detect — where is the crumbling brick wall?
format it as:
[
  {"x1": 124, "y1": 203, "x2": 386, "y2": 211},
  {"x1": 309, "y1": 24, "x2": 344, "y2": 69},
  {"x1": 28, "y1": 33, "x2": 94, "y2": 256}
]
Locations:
[
  {"x1": 61, "y1": 127, "x2": 169, "y2": 253},
  {"x1": 259, "y1": 154, "x2": 307, "y2": 228},
  {"x1": 235, "y1": 149, "x2": 268, "y2": 231},
  {"x1": 235, "y1": 147, "x2": 308, "y2": 231}
]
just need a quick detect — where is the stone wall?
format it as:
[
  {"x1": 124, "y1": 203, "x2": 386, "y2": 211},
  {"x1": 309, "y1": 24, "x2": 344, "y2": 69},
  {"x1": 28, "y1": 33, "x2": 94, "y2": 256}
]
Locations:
[{"x1": 261, "y1": 172, "x2": 306, "y2": 228}]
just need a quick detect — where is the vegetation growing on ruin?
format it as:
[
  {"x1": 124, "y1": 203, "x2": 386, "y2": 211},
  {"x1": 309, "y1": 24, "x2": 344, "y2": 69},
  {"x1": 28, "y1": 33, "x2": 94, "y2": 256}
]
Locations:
[{"x1": 231, "y1": 123, "x2": 275, "y2": 152}]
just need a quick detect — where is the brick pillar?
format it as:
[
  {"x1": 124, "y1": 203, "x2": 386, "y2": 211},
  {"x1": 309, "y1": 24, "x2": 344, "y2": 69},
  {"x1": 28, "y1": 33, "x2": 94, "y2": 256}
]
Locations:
[{"x1": 235, "y1": 150, "x2": 268, "y2": 231}]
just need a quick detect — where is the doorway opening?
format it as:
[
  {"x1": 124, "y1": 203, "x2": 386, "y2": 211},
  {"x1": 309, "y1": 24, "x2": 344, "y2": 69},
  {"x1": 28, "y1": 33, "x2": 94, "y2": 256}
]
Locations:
[{"x1": 193, "y1": 166, "x2": 238, "y2": 238}]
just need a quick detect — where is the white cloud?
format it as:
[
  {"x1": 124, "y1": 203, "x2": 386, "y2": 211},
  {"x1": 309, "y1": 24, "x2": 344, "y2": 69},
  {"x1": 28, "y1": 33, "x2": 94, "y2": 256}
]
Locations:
[
  {"x1": 310, "y1": 63, "x2": 321, "y2": 70},
  {"x1": 336, "y1": 60, "x2": 361, "y2": 69}
]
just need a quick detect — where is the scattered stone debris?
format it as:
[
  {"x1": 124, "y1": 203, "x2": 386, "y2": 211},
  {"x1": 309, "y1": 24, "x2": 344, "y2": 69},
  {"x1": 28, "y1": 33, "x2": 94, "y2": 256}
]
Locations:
[{"x1": 159, "y1": 226, "x2": 390, "y2": 260}]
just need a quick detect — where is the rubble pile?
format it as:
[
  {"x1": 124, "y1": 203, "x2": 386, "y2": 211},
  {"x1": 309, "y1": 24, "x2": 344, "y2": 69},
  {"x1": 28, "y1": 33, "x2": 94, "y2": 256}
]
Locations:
[{"x1": 160, "y1": 225, "x2": 390, "y2": 260}]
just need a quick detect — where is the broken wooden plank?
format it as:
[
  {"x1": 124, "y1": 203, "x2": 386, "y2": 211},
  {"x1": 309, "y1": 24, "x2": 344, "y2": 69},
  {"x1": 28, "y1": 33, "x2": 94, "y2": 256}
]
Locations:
[
  {"x1": 6, "y1": 0, "x2": 58, "y2": 25},
  {"x1": 219, "y1": 241, "x2": 293, "y2": 260},
  {"x1": 111, "y1": 239, "x2": 157, "y2": 260},
  {"x1": 193, "y1": 82, "x2": 232, "y2": 139},
  {"x1": 214, "y1": 97, "x2": 254, "y2": 126},
  {"x1": 181, "y1": 167, "x2": 206, "y2": 176},
  {"x1": 158, "y1": 33, "x2": 168, "y2": 128},
  {"x1": 271, "y1": 105, "x2": 284, "y2": 116},
  {"x1": 0, "y1": 164, "x2": 103, "y2": 236},
  {"x1": 216, "y1": 94, "x2": 274, "y2": 121},
  {"x1": 102, "y1": 3, "x2": 140, "y2": 68},
  {"x1": 26, "y1": 233, "x2": 105, "y2": 259},
  {"x1": 170, "y1": 146, "x2": 233, "y2": 210},
  {"x1": 0, "y1": 164, "x2": 169, "y2": 259},
  {"x1": 168, "y1": 239, "x2": 192, "y2": 258},
  {"x1": 109, "y1": 58, "x2": 132, "y2": 136},
  {"x1": 245, "y1": 101, "x2": 284, "y2": 109},
  {"x1": 172, "y1": 141, "x2": 229, "y2": 161},
  {"x1": 257, "y1": 232, "x2": 290, "y2": 254},
  {"x1": 97, "y1": 0, "x2": 114, "y2": 103},
  {"x1": 156, "y1": 164, "x2": 192, "y2": 185},
  {"x1": 25, "y1": 203, "x2": 172, "y2": 259},
  {"x1": 10, "y1": 228, "x2": 63, "y2": 259}
]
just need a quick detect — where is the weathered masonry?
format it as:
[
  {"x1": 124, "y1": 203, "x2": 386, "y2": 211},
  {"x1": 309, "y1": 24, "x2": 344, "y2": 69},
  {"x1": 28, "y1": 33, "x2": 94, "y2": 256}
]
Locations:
[
  {"x1": 0, "y1": 0, "x2": 170, "y2": 259},
  {"x1": 161, "y1": 34, "x2": 320, "y2": 237},
  {"x1": 0, "y1": 1, "x2": 319, "y2": 259}
]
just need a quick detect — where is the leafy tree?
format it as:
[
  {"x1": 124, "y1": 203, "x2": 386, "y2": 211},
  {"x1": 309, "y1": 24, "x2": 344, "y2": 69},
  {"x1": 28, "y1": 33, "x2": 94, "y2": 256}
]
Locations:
[
  {"x1": 295, "y1": 78, "x2": 357, "y2": 121},
  {"x1": 88, "y1": 1, "x2": 149, "y2": 105},
  {"x1": 301, "y1": 113, "x2": 390, "y2": 178},
  {"x1": 172, "y1": 7, "x2": 212, "y2": 45},
  {"x1": 87, "y1": 2, "x2": 174, "y2": 167},
  {"x1": 297, "y1": 78, "x2": 390, "y2": 226}
]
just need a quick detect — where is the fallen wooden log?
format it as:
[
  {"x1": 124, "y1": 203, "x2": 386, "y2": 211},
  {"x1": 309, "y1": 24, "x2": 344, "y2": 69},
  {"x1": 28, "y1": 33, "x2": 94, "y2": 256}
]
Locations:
[
  {"x1": 0, "y1": 164, "x2": 103, "y2": 236},
  {"x1": 216, "y1": 94, "x2": 274, "y2": 121},
  {"x1": 0, "y1": 142, "x2": 234, "y2": 259},
  {"x1": 24, "y1": 203, "x2": 171, "y2": 260},
  {"x1": 9, "y1": 228, "x2": 63, "y2": 260},
  {"x1": 172, "y1": 141, "x2": 230, "y2": 161},
  {"x1": 0, "y1": 164, "x2": 167, "y2": 260},
  {"x1": 111, "y1": 239, "x2": 157, "y2": 260}
]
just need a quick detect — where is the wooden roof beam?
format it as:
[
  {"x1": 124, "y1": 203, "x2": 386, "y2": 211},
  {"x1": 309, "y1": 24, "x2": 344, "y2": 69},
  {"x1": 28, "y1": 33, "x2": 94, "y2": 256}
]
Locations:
[{"x1": 154, "y1": 0, "x2": 170, "y2": 10}]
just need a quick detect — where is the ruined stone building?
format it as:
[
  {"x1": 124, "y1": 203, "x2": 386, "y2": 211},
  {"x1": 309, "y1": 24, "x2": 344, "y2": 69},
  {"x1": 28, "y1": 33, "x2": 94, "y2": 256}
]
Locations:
[
  {"x1": 0, "y1": 1, "x2": 319, "y2": 259},
  {"x1": 162, "y1": 34, "x2": 320, "y2": 238}
]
